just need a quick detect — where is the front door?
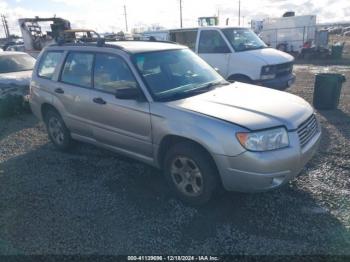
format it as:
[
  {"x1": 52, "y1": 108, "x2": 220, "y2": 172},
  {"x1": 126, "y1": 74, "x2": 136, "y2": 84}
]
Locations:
[
  {"x1": 87, "y1": 53, "x2": 152, "y2": 159},
  {"x1": 196, "y1": 29, "x2": 231, "y2": 78}
]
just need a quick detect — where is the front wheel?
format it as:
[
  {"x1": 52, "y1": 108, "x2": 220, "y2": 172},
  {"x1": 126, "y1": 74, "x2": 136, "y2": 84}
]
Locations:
[
  {"x1": 44, "y1": 110, "x2": 73, "y2": 151},
  {"x1": 164, "y1": 143, "x2": 219, "y2": 206}
]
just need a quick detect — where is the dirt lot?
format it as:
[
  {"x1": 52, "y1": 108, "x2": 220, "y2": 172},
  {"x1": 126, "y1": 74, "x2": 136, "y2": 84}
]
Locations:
[{"x1": 0, "y1": 64, "x2": 349, "y2": 256}]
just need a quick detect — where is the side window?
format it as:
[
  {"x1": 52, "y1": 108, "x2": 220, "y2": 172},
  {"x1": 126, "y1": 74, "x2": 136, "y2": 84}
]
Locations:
[
  {"x1": 198, "y1": 30, "x2": 230, "y2": 54},
  {"x1": 170, "y1": 31, "x2": 198, "y2": 51},
  {"x1": 61, "y1": 52, "x2": 94, "y2": 88},
  {"x1": 38, "y1": 51, "x2": 63, "y2": 79},
  {"x1": 93, "y1": 54, "x2": 138, "y2": 93}
]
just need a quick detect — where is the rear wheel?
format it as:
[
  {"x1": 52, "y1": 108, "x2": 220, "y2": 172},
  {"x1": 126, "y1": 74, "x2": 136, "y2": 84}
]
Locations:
[
  {"x1": 44, "y1": 110, "x2": 72, "y2": 151},
  {"x1": 164, "y1": 143, "x2": 218, "y2": 206}
]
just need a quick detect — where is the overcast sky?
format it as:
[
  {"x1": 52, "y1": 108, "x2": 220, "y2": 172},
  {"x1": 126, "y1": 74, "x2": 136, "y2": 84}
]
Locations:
[{"x1": 0, "y1": 0, "x2": 349, "y2": 36}]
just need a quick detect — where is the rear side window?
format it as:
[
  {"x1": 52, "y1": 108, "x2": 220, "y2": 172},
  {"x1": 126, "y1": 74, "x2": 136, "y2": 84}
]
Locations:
[
  {"x1": 94, "y1": 54, "x2": 138, "y2": 93},
  {"x1": 38, "y1": 51, "x2": 63, "y2": 79},
  {"x1": 61, "y1": 52, "x2": 94, "y2": 88},
  {"x1": 198, "y1": 30, "x2": 230, "y2": 54},
  {"x1": 170, "y1": 30, "x2": 198, "y2": 51}
]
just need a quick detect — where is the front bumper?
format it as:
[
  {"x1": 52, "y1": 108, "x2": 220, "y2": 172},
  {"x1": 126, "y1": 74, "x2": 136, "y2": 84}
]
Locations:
[
  {"x1": 214, "y1": 129, "x2": 321, "y2": 192},
  {"x1": 254, "y1": 73, "x2": 296, "y2": 90}
]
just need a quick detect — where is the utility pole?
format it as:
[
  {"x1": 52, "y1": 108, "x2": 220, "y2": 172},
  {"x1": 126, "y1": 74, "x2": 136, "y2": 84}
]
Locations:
[
  {"x1": 1, "y1": 15, "x2": 4, "y2": 38},
  {"x1": 123, "y1": 5, "x2": 128, "y2": 32},
  {"x1": 179, "y1": 0, "x2": 183, "y2": 28},
  {"x1": 238, "y1": 0, "x2": 241, "y2": 26},
  {"x1": 1, "y1": 15, "x2": 10, "y2": 39}
]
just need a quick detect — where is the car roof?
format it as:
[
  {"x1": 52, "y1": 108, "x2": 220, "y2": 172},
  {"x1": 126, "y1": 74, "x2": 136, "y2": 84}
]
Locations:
[
  {"x1": 107, "y1": 41, "x2": 185, "y2": 53},
  {"x1": 48, "y1": 41, "x2": 186, "y2": 54}
]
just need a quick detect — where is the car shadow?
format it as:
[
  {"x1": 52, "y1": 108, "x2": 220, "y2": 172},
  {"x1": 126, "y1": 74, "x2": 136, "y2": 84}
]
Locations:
[
  {"x1": 0, "y1": 113, "x2": 38, "y2": 141},
  {"x1": 0, "y1": 142, "x2": 349, "y2": 255}
]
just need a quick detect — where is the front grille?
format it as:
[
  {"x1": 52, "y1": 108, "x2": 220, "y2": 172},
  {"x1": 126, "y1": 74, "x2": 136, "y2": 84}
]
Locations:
[
  {"x1": 297, "y1": 114, "x2": 319, "y2": 148},
  {"x1": 276, "y1": 62, "x2": 293, "y2": 77}
]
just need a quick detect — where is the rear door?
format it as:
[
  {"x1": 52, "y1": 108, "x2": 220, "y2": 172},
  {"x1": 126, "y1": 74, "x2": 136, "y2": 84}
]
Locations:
[
  {"x1": 53, "y1": 51, "x2": 95, "y2": 138},
  {"x1": 32, "y1": 50, "x2": 64, "y2": 118},
  {"x1": 36, "y1": 50, "x2": 94, "y2": 138},
  {"x1": 196, "y1": 29, "x2": 231, "y2": 78}
]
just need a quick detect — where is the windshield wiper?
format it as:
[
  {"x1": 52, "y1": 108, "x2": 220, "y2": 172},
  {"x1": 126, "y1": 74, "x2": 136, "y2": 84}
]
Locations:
[
  {"x1": 185, "y1": 80, "x2": 230, "y2": 94},
  {"x1": 158, "y1": 81, "x2": 230, "y2": 102}
]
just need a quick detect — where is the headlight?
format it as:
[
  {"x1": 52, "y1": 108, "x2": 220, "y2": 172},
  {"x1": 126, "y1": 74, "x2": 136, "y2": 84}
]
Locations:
[
  {"x1": 261, "y1": 65, "x2": 276, "y2": 80},
  {"x1": 236, "y1": 127, "x2": 289, "y2": 151},
  {"x1": 261, "y1": 65, "x2": 275, "y2": 74}
]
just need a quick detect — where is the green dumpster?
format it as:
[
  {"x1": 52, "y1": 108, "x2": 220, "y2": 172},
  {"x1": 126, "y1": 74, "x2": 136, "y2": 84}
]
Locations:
[
  {"x1": 331, "y1": 44, "x2": 344, "y2": 59},
  {"x1": 313, "y1": 73, "x2": 346, "y2": 110}
]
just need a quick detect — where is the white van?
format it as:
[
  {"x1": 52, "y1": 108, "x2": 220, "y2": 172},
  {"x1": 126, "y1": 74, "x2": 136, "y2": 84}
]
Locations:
[{"x1": 143, "y1": 27, "x2": 295, "y2": 89}]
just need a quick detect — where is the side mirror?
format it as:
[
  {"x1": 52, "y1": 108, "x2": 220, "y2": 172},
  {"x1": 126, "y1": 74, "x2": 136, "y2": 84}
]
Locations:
[{"x1": 115, "y1": 87, "x2": 143, "y2": 100}]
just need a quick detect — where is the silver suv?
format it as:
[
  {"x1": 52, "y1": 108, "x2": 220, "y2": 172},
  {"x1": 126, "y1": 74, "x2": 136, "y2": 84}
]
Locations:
[{"x1": 30, "y1": 41, "x2": 321, "y2": 205}]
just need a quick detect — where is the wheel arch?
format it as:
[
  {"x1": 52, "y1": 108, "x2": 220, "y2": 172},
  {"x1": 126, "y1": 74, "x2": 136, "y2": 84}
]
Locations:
[
  {"x1": 157, "y1": 135, "x2": 217, "y2": 170},
  {"x1": 227, "y1": 74, "x2": 253, "y2": 83},
  {"x1": 157, "y1": 134, "x2": 224, "y2": 189},
  {"x1": 41, "y1": 103, "x2": 60, "y2": 120}
]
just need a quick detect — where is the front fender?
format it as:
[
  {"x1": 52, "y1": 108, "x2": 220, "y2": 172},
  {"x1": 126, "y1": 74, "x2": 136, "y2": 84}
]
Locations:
[{"x1": 151, "y1": 103, "x2": 247, "y2": 160}]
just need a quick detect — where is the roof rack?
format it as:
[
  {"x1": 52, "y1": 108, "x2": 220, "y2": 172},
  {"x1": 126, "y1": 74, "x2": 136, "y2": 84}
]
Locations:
[
  {"x1": 48, "y1": 35, "x2": 178, "y2": 53},
  {"x1": 49, "y1": 41, "x2": 127, "y2": 52}
]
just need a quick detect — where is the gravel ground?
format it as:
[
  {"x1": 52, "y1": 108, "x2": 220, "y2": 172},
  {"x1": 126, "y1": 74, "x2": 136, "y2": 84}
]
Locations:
[{"x1": 0, "y1": 64, "x2": 349, "y2": 255}]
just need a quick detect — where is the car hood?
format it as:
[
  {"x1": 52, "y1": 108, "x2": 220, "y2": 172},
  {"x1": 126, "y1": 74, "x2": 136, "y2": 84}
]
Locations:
[
  {"x1": 242, "y1": 48, "x2": 294, "y2": 65},
  {"x1": 167, "y1": 83, "x2": 313, "y2": 130},
  {"x1": 0, "y1": 70, "x2": 32, "y2": 98},
  {"x1": 0, "y1": 70, "x2": 32, "y2": 86}
]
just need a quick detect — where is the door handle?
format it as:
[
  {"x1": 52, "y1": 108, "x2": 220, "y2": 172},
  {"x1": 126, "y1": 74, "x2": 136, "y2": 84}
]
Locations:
[
  {"x1": 54, "y1": 88, "x2": 64, "y2": 94},
  {"x1": 93, "y1": 97, "x2": 106, "y2": 105}
]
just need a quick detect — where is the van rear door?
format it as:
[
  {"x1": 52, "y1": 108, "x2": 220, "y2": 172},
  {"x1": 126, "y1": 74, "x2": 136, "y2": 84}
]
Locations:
[{"x1": 196, "y1": 29, "x2": 231, "y2": 78}]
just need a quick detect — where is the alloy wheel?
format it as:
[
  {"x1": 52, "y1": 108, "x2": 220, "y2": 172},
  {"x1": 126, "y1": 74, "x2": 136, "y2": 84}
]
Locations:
[{"x1": 170, "y1": 156, "x2": 204, "y2": 197}]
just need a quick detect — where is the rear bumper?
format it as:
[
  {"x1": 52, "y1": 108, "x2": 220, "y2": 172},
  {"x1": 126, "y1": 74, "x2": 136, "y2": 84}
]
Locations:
[
  {"x1": 254, "y1": 73, "x2": 296, "y2": 90},
  {"x1": 214, "y1": 130, "x2": 321, "y2": 192},
  {"x1": 29, "y1": 96, "x2": 42, "y2": 121}
]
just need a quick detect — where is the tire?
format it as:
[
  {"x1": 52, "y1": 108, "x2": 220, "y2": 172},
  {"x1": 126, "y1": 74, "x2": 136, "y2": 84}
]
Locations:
[
  {"x1": 44, "y1": 110, "x2": 72, "y2": 151},
  {"x1": 164, "y1": 142, "x2": 219, "y2": 206}
]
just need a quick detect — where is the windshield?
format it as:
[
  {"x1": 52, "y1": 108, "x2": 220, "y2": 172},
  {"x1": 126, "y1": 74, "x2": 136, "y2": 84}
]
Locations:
[
  {"x1": 0, "y1": 53, "x2": 36, "y2": 73},
  {"x1": 222, "y1": 28, "x2": 267, "y2": 52},
  {"x1": 132, "y1": 49, "x2": 225, "y2": 101}
]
